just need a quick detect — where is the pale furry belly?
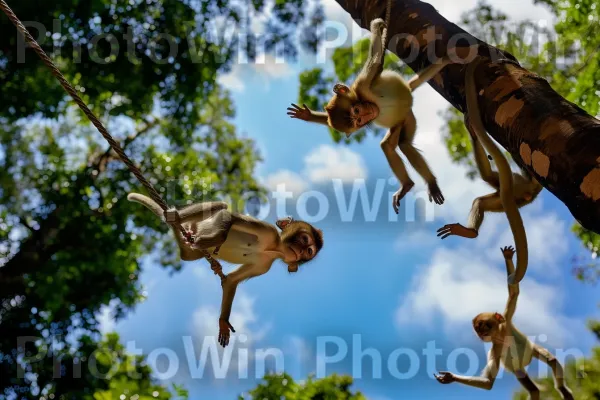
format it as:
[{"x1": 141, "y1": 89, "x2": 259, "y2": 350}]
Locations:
[
  {"x1": 372, "y1": 71, "x2": 413, "y2": 129},
  {"x1": 500, "y1": 328, "x2": 534, "y2": 372},
  {"x1": 207, "y1": 228, "x2": 262, "y2": 265}
]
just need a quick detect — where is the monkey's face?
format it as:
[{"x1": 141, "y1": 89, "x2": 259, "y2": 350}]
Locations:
[
  {"x1": 472, "y1": 312, "x2": 504, "y2": 341},
  {"x1": 325, "y1": 84, "x2": 379, "y2": 136},
  {"x1": 276, "y1": 219, "x2": 324, "y2": 268}
]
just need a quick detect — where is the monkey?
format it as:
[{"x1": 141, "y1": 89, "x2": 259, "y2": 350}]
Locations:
[
  {"x1": 434, "y1": 246, "x2": 574, "y2": 400},
  {"x1": 436, "y1": 56, "x2": 530, "y2": 284},
  {"x1": 436, "y1": 119, "x2": 543, "y2": 240},
  {"x1": 127, "y1": 193, "x2": 324, "y2": 347},
  {"x1": 287, "y1": 18, "x2": 455, "y2": 212}
]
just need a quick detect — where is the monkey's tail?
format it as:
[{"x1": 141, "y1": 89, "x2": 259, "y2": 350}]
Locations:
[
  {"x1": 127, "y1": 192, "x2": 165, "y2": 221},
  {"x1": 465, "y1": 58, "x2": 529, "y2": 284}
]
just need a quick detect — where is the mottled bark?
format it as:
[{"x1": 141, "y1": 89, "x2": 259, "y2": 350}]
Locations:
[{"x1": 335, "y1": 0, "x2": 600, "y2": 233}]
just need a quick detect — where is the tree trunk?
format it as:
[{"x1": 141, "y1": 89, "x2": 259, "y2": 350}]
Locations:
[{"x1": 335, "y1": 0, "x2": 600, "y2": 233}]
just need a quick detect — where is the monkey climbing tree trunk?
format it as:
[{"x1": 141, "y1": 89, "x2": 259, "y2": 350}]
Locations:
[{"x1": 334, "y1": 0, "x2": 600, "y2": 234}]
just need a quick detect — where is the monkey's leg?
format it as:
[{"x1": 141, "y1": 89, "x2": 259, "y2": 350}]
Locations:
[
  {"x1": 533, "y1": 345, "x2": 574, "y2": 400},
  {"x1": 178, "y1": 201, "x2": 228, "y2": 223},
  {"x1": 398, "y1": 111, "x2": 444, "y2": 205},
  {"x1": 381, "y1": 125, "x2": 414, "y2": 213},
  {"x1": 172, "y1": 209, "x2": 232, "y2": 262},
  {"x1": 190, "y1": 209, "x2": 233, "y2": 251},
  {"x1": 516, "y1": 371, "x2": 540, "y2": 400},
  {"x1": 437, "y1": 192, "x2": 503, "y2": 239},
  {"x1": 465, "y1": 116, "x2": 500, "y2": 188},
  {"x1": 407, "y1": 56, "x2": 452, "y2": 91}
]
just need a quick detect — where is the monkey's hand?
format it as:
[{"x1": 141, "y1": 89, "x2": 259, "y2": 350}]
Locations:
[
  {"x1": 392, "y1": 181, "x2": 415, "y2": 214},
  {"x1": 434, "y1": 372, "x2": 456, "y2": 384},
  {"x1": 437, "y1": 223, "x2": 478, "y2": 239},
  {"x1": 428, "y1": 181, "x2": 445, "y2": 205},
  {"x1": 501, "y1": 246, "x2": 515, "y2": 259},
  {"x1": 218, "y1": 318, "x2": 236, "y2": 347},
  {"x1": 370, "y1": 18, "x2": 386, "y2": 34},
  {"x1": 287, "y1": 103, "x2": 313, "y2": 121}
]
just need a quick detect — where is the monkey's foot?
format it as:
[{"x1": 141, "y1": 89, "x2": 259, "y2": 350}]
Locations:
[
  {"x1": 428, "y1": 181, "x2": 445, "y2": 205},
  {"x1": 437, "y1": 223, "x2": 478, "y2": 239},
  {"x1": 392, "y1": 181, "x2": 415, "y2": 214}
]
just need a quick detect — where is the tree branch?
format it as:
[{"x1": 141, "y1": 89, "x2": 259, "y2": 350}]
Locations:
[
  {"x1": 90, "y1": 116, "x2": 160, "y2": 173},
  {"x1": 0, "y1": 118, "x2": 161, "y2": 297},
  {"x1": 335, "y1": 0, "x2": 600, "y2": 233}
]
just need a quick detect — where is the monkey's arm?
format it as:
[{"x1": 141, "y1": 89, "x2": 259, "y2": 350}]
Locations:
[
  {"x1": 219, "y1": 261, "x2": 273, "y2": 322},
  {"x1": 451, "y1": 351, "x2": 500, "y2": 390},
  {"x1": 287, "y1": 104, "x2": 329, "y2": 126},
  {"x1": 407, "y1": 57, "x2": 451, "y2": 91},
  {"x1": 354, "y1": 19, "x2": 385, "y2": 88},
  {"x1": 306, "y1": 111, "x2": 330, "y2": 126},
  {"x1": 504, "y1": 256, "x2": 520, "y2": 322}
]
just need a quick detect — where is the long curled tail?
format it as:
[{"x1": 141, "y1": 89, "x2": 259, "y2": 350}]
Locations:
[
  {"x1": 465, "y1": 58, "x2": 529, "y2": 284},
  {"x1": 127, "y1": 193, "x2": 165, "y2": 221}
]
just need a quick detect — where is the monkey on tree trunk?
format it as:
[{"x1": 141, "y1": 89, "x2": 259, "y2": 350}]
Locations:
[
  {"x1": 287, "y1": 18, "x2": 455, "y2": 212},
  {"x1": 436, "y1": 56, "x2": 530, "y2": 284},
  {"x1": 437, "y1": 117, "x2": 543, "y2": 240},
  {"x1": 435, "y1": 246, "x2": 574, "y2": 400},
  {"x1": 128, "y1": 193, "x2": 324, "y2": 347}
]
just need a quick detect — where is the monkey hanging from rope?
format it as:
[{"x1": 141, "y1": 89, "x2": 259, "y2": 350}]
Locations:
[
  {"x1": 435, "y1": 246, "x2": 574, "y2": 400},
  {"x1": 128, "y1": 193, "x2": 324, "y2": 347},
  {"x1": 287, "y1": 18, "x2": 456, "y2": 212}
]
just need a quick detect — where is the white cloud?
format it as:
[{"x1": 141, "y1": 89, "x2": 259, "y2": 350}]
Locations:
[
  {"x1": 218, "y1": 55, "x2": 294, "y2": 92},
  {"x1": 396, "y1": 247, "x2": 580, "y2": 348},
  {"x1": 395, "y1": 228, "x2": 439, "y2": 252},
  {"x1": 263, "y1": 169, "x2": 310, "y2": 195},
  {"x1": 486, "y1": 207, "x2": 569, "y2": 275},
  {"x1": 262, "y1": 145, "x2": 368, "y2": 197},
  {"x1": 189, "y1": 268, "x2": 271, "y2": 376},
  {"x1": 218, "y1": 73, "x2": 245, "y2": 92},
  {"x1": 303, "y1": 144, "x2": 368, "y2": 183},
  {"x1": 192, "y1": 292, "x2": 269, "y2": 344}
]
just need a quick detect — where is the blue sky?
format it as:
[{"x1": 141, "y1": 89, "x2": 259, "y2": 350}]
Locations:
[{"x1": 101, "y1": 1, "x2": 600, "y2": 399}]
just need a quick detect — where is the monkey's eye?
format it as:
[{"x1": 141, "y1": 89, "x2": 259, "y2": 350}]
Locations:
[
  {"x1": 308, "y1": 248, "x2": 314, "y2": 257},
  {"x1": 354, "y1": 107, "x2": 359, "y2": 114},
  {"x1": 302, "y1": 234, "x2": 309, "y2": 244},
  {"x1": 357, "y1": 118, "x2": 362, "y2": 124}
]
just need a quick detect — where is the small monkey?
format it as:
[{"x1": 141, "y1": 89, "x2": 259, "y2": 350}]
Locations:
[
  {"x1": 437, "y1": 116, "x2": 542, "y2": 240},
  {"x1": 128, "y1": 193, "x2": 324, "y2": 347},
  {"x1": 288, "y1": 18, "x2": 454, "y2": 211},
  {"x1": 435, "y1": 246, "x2": 574, "y2": 400},
  {"x1": 437, "y1": 57, "x2": 530, "y2": 284}
]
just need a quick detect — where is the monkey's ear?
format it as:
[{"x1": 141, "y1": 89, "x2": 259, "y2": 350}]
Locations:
[
  {"x1": 494, "y1": 313, "x2": 505, "y2": 323},
  {"x1": 276, "y1": 216, "x2": 293, "y2": 230},
  {"x1": 333, "y1": 83, "x2": 349, "y2": 95}
]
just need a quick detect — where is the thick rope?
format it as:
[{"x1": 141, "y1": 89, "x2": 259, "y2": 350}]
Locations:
[
  {"x1": 381, "y1": 0, "x2": 393, "y2": 49},
  {"x1": 0, "y1": 0, "x2": 225, "y2": 280}
]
